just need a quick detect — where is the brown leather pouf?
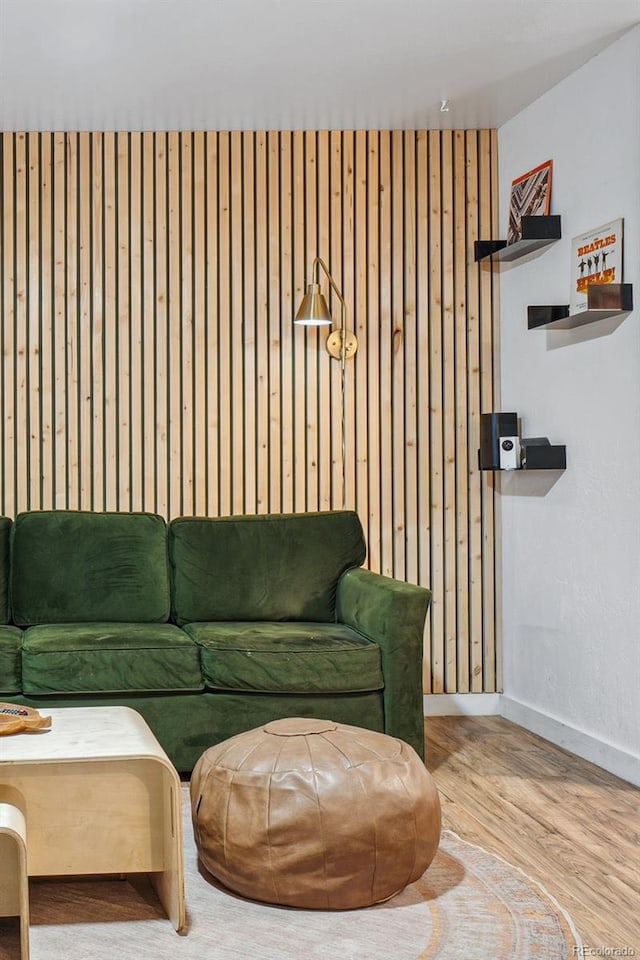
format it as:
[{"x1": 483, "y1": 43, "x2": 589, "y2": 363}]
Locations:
[{"x1": 190, "y1": 717, "x2": 441, "y2": 910}]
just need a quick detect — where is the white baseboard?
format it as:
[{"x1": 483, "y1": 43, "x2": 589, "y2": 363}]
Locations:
[
  {"x1": 423, "y1": 693, "x2": 502, "y2": 716},
  {"x1": 500, "y1": 695, "x2": 640, "y2": 788}
]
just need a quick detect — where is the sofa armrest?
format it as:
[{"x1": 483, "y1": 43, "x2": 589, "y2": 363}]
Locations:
[{"x1": 336, "y1": 567, "x2": 431, "y2": 760}]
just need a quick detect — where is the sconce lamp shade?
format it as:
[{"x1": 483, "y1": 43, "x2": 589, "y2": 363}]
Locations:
[{"x1": 294, "y1": 283, "x2": 333, "y2": 326}]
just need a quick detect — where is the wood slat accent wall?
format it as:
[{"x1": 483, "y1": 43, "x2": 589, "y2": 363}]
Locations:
[{"x1": 0, "y1": 130, "x2": 499, "y2": 693}]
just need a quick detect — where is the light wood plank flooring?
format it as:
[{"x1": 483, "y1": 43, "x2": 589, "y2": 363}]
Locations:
[{"x1": 426, "y1": 716, "x2": 639, "y2": 953}]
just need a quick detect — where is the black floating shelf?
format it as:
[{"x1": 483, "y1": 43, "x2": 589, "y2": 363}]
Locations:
[
  {"x1": 528, "y1": 283, "x2": 634, "y2": 330},
  {"x1": 474, "y1": 215, "x2": 561, "y2": 263},
  {"x1": 521, "y1": 442, "x2": 566, "y2": 471},
  {"x1": 479, "y1": 444, "x2": 566, "y2": 471}
]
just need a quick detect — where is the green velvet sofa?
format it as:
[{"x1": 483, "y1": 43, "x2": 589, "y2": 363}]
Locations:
[{"x1": 0, "y1": 509, "x2": 431, "y2": 771}]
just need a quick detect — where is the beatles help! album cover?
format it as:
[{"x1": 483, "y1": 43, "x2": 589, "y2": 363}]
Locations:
[{"x1": 570, "y1": 218, "x2": 623, "y2": 315}]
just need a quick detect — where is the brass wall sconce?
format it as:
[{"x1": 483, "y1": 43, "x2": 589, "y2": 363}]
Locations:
[{"x1": 294, "y1": 257, "x2": 358, "y2": 366}]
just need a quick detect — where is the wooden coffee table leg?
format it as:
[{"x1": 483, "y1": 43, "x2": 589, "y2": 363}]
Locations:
[
  {"x1": 0, "y1": 801, "x2": 30, "y2": 960},
  {"x1": 148, "y1": 764, "x2": 186, "y2": 933}
]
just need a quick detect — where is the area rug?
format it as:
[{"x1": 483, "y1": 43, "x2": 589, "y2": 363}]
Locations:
[{"x1": 0, "y1": 788, "x2": 581, "y2": 960}]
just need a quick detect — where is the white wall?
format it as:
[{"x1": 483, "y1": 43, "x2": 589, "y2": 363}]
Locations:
[{"x1": 497, "y1": 26, "x2": 640, "y2": 785}]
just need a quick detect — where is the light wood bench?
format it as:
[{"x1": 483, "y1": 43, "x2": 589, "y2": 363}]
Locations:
[{"x1": 0, "y1": 798, "x2": 29, "y2": 960}]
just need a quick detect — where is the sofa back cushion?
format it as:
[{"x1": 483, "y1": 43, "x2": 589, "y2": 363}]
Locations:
[
  {"x1": 0, "y1": 625, "x2": 22, "y2": 692},
  {"x1": 170, "y1": 511, "x2": 366, "y2": 624},
  {"x1": 11, "y1": 511, "x2": 171, "y2": 625},
  {"x1": 0, "y1": 518, "x2": 11, "y2": 624}
]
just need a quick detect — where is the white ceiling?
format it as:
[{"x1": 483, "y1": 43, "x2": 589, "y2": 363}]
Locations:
[{"x1": 1, "y1": 0, "x2": 639, "y2": 131}]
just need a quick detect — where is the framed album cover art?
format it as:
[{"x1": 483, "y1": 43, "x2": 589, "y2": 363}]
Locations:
[{"x1": 507, "y1": 159, "x2": 553, "y2": 245}]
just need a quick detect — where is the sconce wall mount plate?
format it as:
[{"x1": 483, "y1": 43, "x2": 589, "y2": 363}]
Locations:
[{"x1": 326, "y1": 329, "x2": 357, "y2": 360}]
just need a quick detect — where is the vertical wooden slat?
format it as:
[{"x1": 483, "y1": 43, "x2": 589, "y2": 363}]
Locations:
[
  {"x1": 416, "y1": 130, "x2": 432, "y2": 693},
  {"x1": 378, "y1": 131, "x2": 392, "y2": 577},
  {"x1": 217, "y1": 132, "x2": 232, "y2": 517},
  {"x1": 403, "y1": 131, "x2": 418, "y2": 585},
  {"x1": 129, "y1": 133, "x2": 143, "y2": 510},
  {"x1": 153, "y1": 132, "x2": 168, "y2": 517},
  {"x1": 254, "y1": 132, "x2": 269, "y2": 513},
  {"x1": 2, "y1": 135, "x2": 16, "y2": 517},
  {"x1": 0, "y1": 135, "x2": 3, "y2": 513},
  {"x1": 292, "y1": 130, "x2": 306, "y2": 513},
  {"x1": 53, "y1": 133, "x2": 66, "y2": 509},
  {"x1": 316, "y1": 130, "x2": 331, "y2": 512},
  {"x1": 454, "y1": 129, "x2": 470, "y2": 693},
  {"x1": 180, "y1": 132, "x2": 194, "y2": 516},
  {"x1": 142, "y1": 131, "x2": 157, "y2": 513},
  {"x1": 278, "y1": 131, "x2": 292, "y2": 513},
  {"x1": 205, "y1": 132, "x2": 219, "y2": 517},
  {"x1": 428, "y1": 130, "x2": 445, "y2": 694},
  {"x1": 18, "y1": 133, "x2": 41, "y2": 510},
  {"x1": 65, "y1": 133, "x2": 80, "y2": 509},
  {"x1": 78, "y1": 132, "x2": 92, "y2": 509},
  {"x1": 304, "y1": 131, "x2": 319, "y2": 512},
  {"x1": 116, "y1": 132, "x2": 131, "y2": 511},
  {"x1": 90, "y1": 131, "x2": 104, "y2": 511},
  {"x1": 40, "y1": 134, "x2": 53, "y2": 510},
  {"x1": 478, "y1": 128, "x2": 496, "y2": 693},
  {"x1": 15, "y1": 133, "x2": 28, "y2": 513},
  {"x1": 328, "y1": 130, "x2": 346, "y2": 510},
  {"x1": 366, "y1": 131, "x2": 381, "y2": 572},
  {"x1": 441, "y1": 130, "x2": 458, "y2": 693},
  {"x1": 242, "y1": 131, "x2": 256, "y2": 515},
  {"x1": 329, "y1": 130, "x2": 343, "y2": 511},
  {"x1": 391, "y1": 131, "x2": 405, "y2": 580},
  {"x1": 167, "y1": 131, "x2": 181, "y2": 518},
  {"x1": 27, "y1": 132, "x2": 41, "y2": 509},
  {"x1": 193, "y1": 131, "x2": 207, "y2": 516},
  {"x1": 230, "y1": 131, "x2": 244, "y2": 515},
  {"x1": 354, "y1": 130, "x2": 369, "y2": 538},
  {"x1": 103, "y1": 132, "x2": 117, "y2": 510},
  {"x1": 0, "y1": 127, "x2": 500, "y2": 697},
  {"x1": 342, "y1": 131, "x2": 356, "y2": 511}
]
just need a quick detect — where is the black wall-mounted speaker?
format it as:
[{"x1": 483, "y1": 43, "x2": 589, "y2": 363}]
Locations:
[{"x1": 479, "y1": 412, "x2": 518, "y2": 470}]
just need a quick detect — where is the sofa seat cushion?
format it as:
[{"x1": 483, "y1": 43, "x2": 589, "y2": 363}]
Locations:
[
  {"x1": 170, "y1": 511, "x2": 366, "y2": 624},
  {"x1": 0, "y1": 625, "x2": 23, "y2": 694},
  {"x1": 11, "y1": 510, "x2": 171, "y2": 626},
  {"x1": 182, "y1": 621, "x2": 383, "y2": 695},
  {"x1": 21, "y1": 624, "x2": 203, "y2": 695}
]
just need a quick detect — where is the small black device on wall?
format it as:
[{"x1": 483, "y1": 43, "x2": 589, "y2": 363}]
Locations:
[
  {"x1": 479, "y1": 412, "x2": 566, "y2": 472},
  {"x1": 479, "y1": 412, "x2": 520, "y2": 471}
]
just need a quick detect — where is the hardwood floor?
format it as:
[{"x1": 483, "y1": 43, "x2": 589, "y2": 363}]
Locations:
[{"x1": 426, "y1": 716, "x2": 640, "y2": 953}]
